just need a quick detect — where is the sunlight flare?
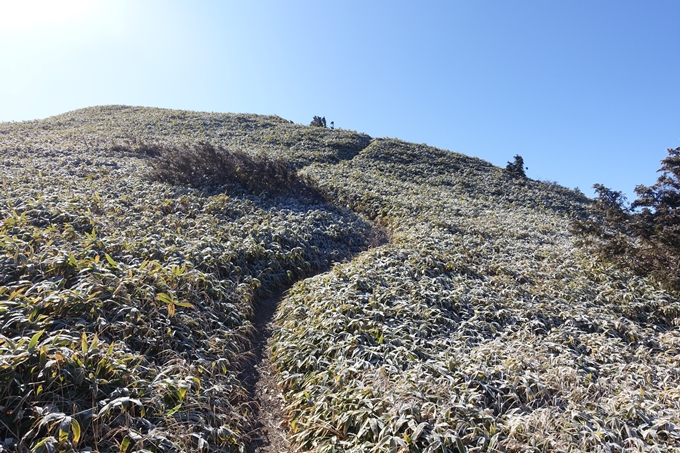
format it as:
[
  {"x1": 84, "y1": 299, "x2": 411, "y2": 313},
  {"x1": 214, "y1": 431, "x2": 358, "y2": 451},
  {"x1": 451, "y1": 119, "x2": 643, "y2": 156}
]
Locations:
[{"x1": 0, "y1": 0, "x2": 97, "y2": 30}]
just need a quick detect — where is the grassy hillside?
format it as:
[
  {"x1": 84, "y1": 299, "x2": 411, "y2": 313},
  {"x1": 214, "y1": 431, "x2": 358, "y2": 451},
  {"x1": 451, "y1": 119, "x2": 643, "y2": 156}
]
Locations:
[{"x1": 1, "y1": 106, "x2": 678, "y2": 452}]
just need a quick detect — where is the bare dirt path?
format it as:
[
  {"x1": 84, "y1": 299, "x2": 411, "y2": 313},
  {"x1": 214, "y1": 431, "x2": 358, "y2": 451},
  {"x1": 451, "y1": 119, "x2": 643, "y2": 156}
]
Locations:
[
  {"x1": 242, "y1": 290, "x2": 293, "y2": 453},
  {"x1": 241, "y1": 226, "x2": 389, "y2": 452}
]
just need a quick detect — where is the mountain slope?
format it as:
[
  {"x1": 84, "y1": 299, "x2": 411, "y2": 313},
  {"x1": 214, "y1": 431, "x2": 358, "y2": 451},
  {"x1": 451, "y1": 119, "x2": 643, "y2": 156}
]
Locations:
[
  {"x1": 0, "y1": 106, "x2": 678, "y2": 453},
  {"x1": 276, "y1": 139, "x2": 680, "y2": 452}
]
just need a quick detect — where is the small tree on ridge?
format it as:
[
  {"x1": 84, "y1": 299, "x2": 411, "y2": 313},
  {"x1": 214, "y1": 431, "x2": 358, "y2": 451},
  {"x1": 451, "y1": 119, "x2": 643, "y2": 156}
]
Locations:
[
  {"x1": 506, "y1": 155, "x2": 527, "y2": 178},
  {"x1": 310, "y1": 116, "x2": 327, "y2": 128}
]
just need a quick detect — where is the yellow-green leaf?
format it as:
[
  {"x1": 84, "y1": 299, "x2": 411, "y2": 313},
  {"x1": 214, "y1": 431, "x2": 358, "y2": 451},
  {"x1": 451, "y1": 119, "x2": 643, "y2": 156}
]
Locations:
[
  {"x1": 156, "y1": 292, "x2": 175, "y2": 304},
  {"x1": 174, "y1": 300, "x2": 194, "y2": 309},
  {"x1": 59, "y1": 416, "x2": 72, "y2": 442},
  {"x1": 28, "y1": 330, "x2": 45, "y2": 350},
  {"x1": 120, "y1": 436, "x2": 131, "y2": 453},
  {"x1": 105, "y1": 253, "x2": 118, "y2": 268},
  {"x1": 71, "y1": 419, "x2": 81, "y2": 443},
  {"x1": 81, "y1": 332, "x2": 88, "y2": 355}
]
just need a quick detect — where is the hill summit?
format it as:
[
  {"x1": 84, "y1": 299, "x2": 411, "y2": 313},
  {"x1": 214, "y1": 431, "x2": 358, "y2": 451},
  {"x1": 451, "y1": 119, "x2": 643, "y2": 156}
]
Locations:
[{"x1": 1, "y1": 106, "x2": 678, "y2": 452}]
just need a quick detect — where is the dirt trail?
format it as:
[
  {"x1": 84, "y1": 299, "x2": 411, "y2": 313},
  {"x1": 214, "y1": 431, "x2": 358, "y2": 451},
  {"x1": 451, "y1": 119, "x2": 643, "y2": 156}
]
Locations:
[
  {"x1": 241, "y1": 225, "x2": 390, "y2": 452},
  {"x1": 242, "y1": 290, "x2": 293, "y2": 453}
]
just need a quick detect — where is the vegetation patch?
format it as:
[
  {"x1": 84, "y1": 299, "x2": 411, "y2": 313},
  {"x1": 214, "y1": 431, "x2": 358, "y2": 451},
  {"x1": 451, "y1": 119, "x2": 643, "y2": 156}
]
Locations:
[
  {"x1": 1, "y1": 106, "x2": 679, "y2": 453},
  {"x1": 273, "y1": 136, "x2": 680, "y2": 452},
  {"x1": 140, "y1": 141, "x2": 321, "y2": 198},
  {"x1": 572, "y1": 147, "x2": 680, "y2": 295},
  {"x1": 0, "y1": 111, "x2": 375, "y2": 452}
]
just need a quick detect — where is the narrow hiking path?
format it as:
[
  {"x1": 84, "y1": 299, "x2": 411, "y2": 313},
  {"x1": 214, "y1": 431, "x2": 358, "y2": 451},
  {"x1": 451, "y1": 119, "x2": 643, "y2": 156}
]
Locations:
[
  {"x1": 242, "y1": 290, "x2": 293, "y2": 453},
  {"x1": 240, "y1": 223, "x2": 390, "y2": 452}
]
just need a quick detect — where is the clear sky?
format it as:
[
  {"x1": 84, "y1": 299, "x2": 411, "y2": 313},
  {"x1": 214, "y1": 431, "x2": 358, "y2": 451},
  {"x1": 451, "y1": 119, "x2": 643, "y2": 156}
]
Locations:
[{"x1": 1, "y1": 1, "x2": 678, "y2": 198}]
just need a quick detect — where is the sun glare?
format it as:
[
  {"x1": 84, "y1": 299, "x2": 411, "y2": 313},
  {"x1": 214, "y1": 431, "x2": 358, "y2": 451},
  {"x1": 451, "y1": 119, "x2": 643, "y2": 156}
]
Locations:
[{"x1": 0, "y1": 0, "x2": 97, "y2": 31}]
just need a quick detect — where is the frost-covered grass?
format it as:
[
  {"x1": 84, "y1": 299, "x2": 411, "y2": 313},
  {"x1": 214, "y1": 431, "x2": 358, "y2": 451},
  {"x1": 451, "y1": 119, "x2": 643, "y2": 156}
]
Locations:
[
  {"x1": 274, "y1": 140, "x2": 680, "y2": 452},
  {"x1": 0, "y1": 107, "x2": 373, "y2": 452},
  {"x1": 1, "y1": 106, "x2": 678, "y2": 452}
]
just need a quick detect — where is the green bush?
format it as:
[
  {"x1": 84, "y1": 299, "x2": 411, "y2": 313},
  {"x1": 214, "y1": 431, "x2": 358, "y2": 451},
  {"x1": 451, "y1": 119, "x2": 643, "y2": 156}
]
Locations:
[
  {"x1": 572, "y1": 147, "x2": 680, "y2": 293},
  {"x1": 309, "y1": 116, "x2": 327, "y2": 128},
  {"x1": 505, "y1": 154, "x2": 527, "y2": 178}
]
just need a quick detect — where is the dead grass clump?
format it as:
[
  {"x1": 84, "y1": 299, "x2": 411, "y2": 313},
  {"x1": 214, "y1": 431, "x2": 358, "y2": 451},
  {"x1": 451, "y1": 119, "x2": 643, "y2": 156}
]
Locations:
[
  {"x1": 142, "y1": 141, "x2": 321, "y2": 197},
  {"x1": 110, "y1": 135, "x2": 164, "y2": 157}
]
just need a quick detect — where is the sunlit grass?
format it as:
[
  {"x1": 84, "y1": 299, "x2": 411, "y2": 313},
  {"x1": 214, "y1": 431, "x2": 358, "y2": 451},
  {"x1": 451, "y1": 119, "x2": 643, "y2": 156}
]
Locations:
[
  {"x1": 0, "y1": 106, "x2": 375, "y2": 451},
  {"x1": 1, "y1": 105, "x2": 678, "y2": 452}
]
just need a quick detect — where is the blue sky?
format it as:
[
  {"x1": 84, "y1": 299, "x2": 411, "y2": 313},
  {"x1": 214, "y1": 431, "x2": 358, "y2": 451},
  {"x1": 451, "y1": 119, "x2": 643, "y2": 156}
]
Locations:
[{"x1": 1, "y1": 1, "x2": 678, "y2": 198}]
